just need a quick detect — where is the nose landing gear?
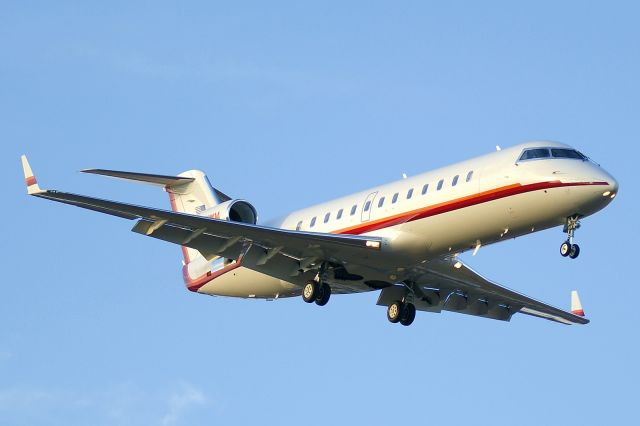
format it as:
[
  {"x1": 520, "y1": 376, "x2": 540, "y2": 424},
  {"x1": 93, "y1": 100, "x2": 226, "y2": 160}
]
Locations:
[{"x1": 560, "y1": 216, "x2": 581, "y2": 259}]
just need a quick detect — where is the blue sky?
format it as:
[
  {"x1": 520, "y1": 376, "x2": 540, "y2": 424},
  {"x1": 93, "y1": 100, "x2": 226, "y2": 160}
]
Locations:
[{"x1": 1, "y1": 1, "x2": 638, "y2": 425}]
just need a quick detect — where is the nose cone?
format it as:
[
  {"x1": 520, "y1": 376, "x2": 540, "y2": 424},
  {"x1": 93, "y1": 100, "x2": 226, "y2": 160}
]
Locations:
[
  {"x1": 599, "y1": 169, "x2": 619, "y2": 200},
  {"x1": 610, "y1": 175, "x2": 619, "y2": 193},
  {"x1": 571, "y1": 165, "x2": 619, "y2": 217}
]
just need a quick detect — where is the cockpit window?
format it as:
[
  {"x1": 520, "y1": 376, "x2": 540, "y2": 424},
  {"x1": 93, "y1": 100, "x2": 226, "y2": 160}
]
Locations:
[
  {"x1": 518, "y1": 147, "x2": 587, "y2": 162},
  {"x1": 550, "y1": 148, "x2": 586, "y2": 160},
  {"x1": 519, "y1": 148, "x2": 550, "y2": 161}
]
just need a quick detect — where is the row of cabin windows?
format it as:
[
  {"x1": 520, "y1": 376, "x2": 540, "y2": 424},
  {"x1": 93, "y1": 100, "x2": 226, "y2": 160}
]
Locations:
[
  {"x1": 297, "y1": 170, "x2": 474, "y2": 229},
  {"x1": 298, "y1": 203, "x2": 358, "y2": 230}
]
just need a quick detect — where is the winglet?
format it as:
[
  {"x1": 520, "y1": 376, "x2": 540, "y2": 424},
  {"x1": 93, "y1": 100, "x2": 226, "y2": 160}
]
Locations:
[
  {"x1": 21, "y1": 155, "x2": 44, "y2": 195},
  {"x1": 571, "y1": 290, "x2": 585, "y2": 317}
]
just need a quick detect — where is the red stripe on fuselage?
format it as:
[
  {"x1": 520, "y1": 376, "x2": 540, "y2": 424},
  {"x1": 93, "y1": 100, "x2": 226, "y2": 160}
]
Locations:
[
  {"x1": 333, "y1": 180, "x2": 608, "y2": 235},
  {"x1": 184, "y1": 260, "x2": 242, "y2": 292}
]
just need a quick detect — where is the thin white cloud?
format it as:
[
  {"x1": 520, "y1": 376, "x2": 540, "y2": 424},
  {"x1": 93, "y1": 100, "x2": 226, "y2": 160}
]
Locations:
[
  {"x1": 161, "y1": 382, "x2": 207, "y2": 426},
  {"x1": 0, "y1": 386, "x2": 51, "y2": 411},
  {"x1": 0, "y1": 381, "x2": 214, "y2": 425}
]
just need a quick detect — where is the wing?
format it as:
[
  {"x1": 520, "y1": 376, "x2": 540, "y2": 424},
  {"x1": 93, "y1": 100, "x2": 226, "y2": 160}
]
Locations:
[
  {"x1": 377, "y1": 256, "x2": 589, "y2": 325},
  {"x1": 22, "y1": 159, "x2": 388, "y2": 293}
]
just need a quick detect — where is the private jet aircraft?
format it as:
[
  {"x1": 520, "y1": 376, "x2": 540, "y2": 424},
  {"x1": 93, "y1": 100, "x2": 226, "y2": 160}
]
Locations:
[{"x1": 21, "y1": 141, "x2": 618, "y2": 326}]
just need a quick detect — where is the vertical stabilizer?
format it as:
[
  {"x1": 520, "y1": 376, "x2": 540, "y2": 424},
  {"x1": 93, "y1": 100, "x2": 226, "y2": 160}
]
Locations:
[
  {"x1": 81, "y1": 167, "x2": 224, "y2": 269},
  {"x1": 164, "y1": 170, "x2": 221, "y2": 266},
  {"x1": 165, "y1": 170, "x2": 221, "y2": 215}
]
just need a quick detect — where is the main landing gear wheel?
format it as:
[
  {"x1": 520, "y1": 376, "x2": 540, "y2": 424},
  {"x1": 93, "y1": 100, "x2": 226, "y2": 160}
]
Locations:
[
  {"x1": 560, "y1": 241, "x2": 571, "y2": 257},
  {"x1": 400, "y1": 303, "x2": 416, "y2": 326},
  {"x1": 315, "y1": 283, "x2": 331, "y2": 306},
  {"x1": 302, "y1": 280, "x2": 318, "y2": 303},
  {"x1": 387, "y1": 301, "x2": 403, "y2": 323},
  {"x1": 302, "y1": 281, "x2": 332, "y2": 305},
  {"x1": 387, "y1": 301, "x2": 416, "y2": 326}
]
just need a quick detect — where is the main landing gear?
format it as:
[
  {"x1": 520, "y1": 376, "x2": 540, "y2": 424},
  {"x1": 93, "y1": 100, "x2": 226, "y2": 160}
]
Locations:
[
  {"x1": 560, "y1": 216, "x2": 581, "y2": 259},
  {"x1": 387, "y1": 300, "x2": 416, "y2": 326},
  {"x1": 302, "y1": 280, "x2": 331, "y2": 306}
]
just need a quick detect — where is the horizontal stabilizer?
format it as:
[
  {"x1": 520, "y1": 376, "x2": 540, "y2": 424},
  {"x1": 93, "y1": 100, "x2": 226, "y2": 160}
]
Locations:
[{"x1": 81, "y1": 169, "x2": 195, "y2": 187}]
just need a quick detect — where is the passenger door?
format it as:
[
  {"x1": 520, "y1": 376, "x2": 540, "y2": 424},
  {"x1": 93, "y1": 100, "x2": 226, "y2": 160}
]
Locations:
[{"x1": 361, "y1": 191, "x2": 378, "y2": 222}]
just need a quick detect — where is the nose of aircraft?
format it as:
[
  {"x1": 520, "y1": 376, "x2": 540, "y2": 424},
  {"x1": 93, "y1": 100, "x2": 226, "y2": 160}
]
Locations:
[
  {"x1": 609, "y1": 176, "x2": 619, "y2": 194},
  {"x1": 598, "y1": 169, "x2": 619, "y2": 200}
]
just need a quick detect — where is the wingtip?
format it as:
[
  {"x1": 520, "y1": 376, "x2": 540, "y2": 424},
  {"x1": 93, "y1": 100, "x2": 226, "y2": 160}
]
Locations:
[
  {"x1": 571, "y1": 290, "x2": 585, "y2": 317},
  {"x1": 21, "y1": 155, "x2": 44, "y2": 195}
]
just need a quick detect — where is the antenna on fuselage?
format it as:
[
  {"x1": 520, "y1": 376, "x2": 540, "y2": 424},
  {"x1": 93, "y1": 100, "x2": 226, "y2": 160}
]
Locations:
[
  {"x1": 402, "y1": 173, "x2": 408, "y2": 179},
  {"x1": 496, "y1": 145, "x2": 501, "y2": 151}
]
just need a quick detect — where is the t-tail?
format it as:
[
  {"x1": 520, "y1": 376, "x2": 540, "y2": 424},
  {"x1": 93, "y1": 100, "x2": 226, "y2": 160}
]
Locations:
[{"x1": 81, "y1": 168, "x2": 257, "y2": 290}]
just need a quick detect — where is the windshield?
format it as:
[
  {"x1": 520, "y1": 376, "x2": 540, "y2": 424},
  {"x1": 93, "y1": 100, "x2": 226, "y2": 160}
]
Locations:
[
  {"x1": 550, "y1": 148, "x2": 586, "y2": 160},
  {"x1": 519, "y1": 148, "x2": 550, "y2": 161},
  {"x1": 518, "y1": 147, "x2": 587, "y2": 162}
]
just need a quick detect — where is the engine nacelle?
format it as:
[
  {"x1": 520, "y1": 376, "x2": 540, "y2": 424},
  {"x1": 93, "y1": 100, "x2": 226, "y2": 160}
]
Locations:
[{"x1": 200, "y1": 200, "x2": 258, "y2": 224}]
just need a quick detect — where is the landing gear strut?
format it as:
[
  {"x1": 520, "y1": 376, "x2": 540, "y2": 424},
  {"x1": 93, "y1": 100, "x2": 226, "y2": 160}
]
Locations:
[{"x1": 560, "y1": 216, "x2": 581, "y2": 259}]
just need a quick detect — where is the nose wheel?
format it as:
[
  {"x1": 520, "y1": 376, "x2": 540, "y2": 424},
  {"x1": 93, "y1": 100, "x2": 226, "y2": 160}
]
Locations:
[
  {"x1": 560, "y1": 216, "x2": 581, "y2": 259},
  {"x1": 560, "y1": 241, "x2": 580, "y2": 259}
]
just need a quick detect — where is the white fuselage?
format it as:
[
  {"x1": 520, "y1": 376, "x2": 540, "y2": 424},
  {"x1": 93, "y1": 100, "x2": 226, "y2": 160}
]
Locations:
[{"x1": 194, "y1": 141, "x2": 618, "y2": 299}]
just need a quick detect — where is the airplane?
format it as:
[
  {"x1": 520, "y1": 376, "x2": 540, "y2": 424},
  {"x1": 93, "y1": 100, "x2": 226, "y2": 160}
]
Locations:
[{"x1": 21, "y1": 141, "x2": 618, "y2": 326}]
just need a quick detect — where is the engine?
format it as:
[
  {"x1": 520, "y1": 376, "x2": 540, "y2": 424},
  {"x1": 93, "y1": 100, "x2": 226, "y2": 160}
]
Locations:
[{"x1": 200, "y1": 200, "x2": 258, "y2": 224}]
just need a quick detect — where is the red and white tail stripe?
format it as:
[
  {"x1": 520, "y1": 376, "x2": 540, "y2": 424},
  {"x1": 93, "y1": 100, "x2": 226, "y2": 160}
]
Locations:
[
  {"x1": 21, "y1": 155, "x2": 43, "y2": 195},
  {"x1": 571, "y1": 290, "x2": 585, "y2": 316}
]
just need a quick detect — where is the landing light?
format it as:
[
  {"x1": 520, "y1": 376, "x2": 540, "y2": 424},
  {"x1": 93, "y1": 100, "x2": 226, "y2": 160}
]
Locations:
[
  {"x1": 611, "y1": 193, "x2": 616, "y2": 199},
  {"x1": 366, "y1": 240, "x2": 381, "y2": 249},
  {"x1": 453, "y1": 261, "x2": 462, "y2": 269},
  {"x1": 603, "y1": 191, "x2": 611, "y2": 197}
]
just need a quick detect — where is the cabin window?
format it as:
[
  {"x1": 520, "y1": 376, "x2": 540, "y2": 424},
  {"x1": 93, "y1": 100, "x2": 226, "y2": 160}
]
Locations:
[
  {"x1": 350, "y1": 204, "x2": 357, "y2": 215},
  {"x1": 337, "y1": 209, "x2": 343, "y2": 219},
  {"x1": 310, "y1": 217, "x2": 317, "y2": 227},
  {"x1": 296, "y1": 220, "x2": 303, "y2": 231},
  {"x1": 364, "y1": 201, "x2": 371, "y2": 212},
  {"x1": 406, "y1": 188, "x2": 414, "y2": 199},
  {"x1": 437, "y1": 179, "x2": 444, "y2": 190},
  {"x1": 378, "y1": 197, "x2": 385, "y2": 207},
  {"x1": 421, "y1": 184, "x2": 429, "y2": 195},
  {"x1": 466, "y1": 171, "x2": 473, "y2": 182},
  {"x1": 324, "y1": 212, "x2": 331, "y2": 223},
  {"x1": 452, "y1": 175, "x2": 459, "y2": 186},
  {"x1": 392, "y1": 193, "x2": 399, "y2": 204}
]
